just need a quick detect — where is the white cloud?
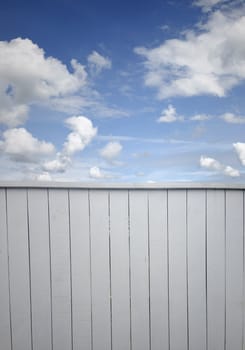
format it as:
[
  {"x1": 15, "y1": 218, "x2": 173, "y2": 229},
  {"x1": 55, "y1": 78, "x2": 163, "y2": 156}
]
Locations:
[
  {"x1": 35, "y1": 172, "x2": 52, "y2": 181},
  {"x1": 135, "y1": 6, "x2": 245, "y2": 99},
  {"x1": 224, "y1": 165, "x2": 240, "y2": 177},
  {"x1": 42, "y1": 116, "x2": 97, "y2": 174},
  {"x1": 89, "y1": 166, "x2": 106, "y2": 179},
  {"x1": 42, "y1": 153, "x2": 70, "y2": 173},
  {"x1": 221, "y1": 112, "x2": 245, "y2": 124},
  {"x1": 87, "y1": 51, "x2": 112, "y2": 75},
  {"x1": 63, "y1": 116, "x2": 97, "y2": 155},
  {"x1": 200, "y1": 155, "x2": 240, "y2": 176},
  {"x1": 0, "y1": 38, "x2": 88, "y2": 126},
  {"x1": 0, "y1": 104, "x2": 29, "y2": 127},
  {"x1": 157, "y1": 104, "x2": 184, "y2": 123},
  {"x1": 0, "y1": 128, "x2": 55, "y2": 162},
  {"x1": 233, "y1": 142, "x2": 245, "y2": 165},
  {"x1": 190, "y1": 114, "x2": 211, "y2": 121},
  {"x1": 193, "y1": 0, "x2": 227, "y2": 12},
  {"x1": 200, "y1": 155, "x2": 222, "y2": 170},
  {"x1": 100, "y1": 141, "x2": 122, "y2": 160}
]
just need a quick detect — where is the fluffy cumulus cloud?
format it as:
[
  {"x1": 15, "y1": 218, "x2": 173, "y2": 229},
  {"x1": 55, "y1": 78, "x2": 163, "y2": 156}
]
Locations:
[
  {"x1": 200, "y1": 155, "x2": 221, "y2": 170},
  {"x1": 89, "y1": 166, "x2": 106, "y2": 179},
  {"x1": 87, "y1": 51, "x2": 112, "y2": 75},
  {"x1": 135, "y1": 5, "x2": 245, "y2": 99},
  {"x1": 0, "y1": 38, "x2": 88, "y2": 126},
  {"x1": 157, "y1": 104, "x2": 184, "y2": 123},
  {"x1": 63, "y1": 116, "x2": 97, "y2": 155},
  {"x1": 42, "y1": 154, "x2": 71, "y2": 173},
  {"x1": 42, "y1": 116, "x2": 97, "y2": 173},
  {"x1": 100, "y1": 141, "x2": 122, "y2": 160},
  {"x1": 200, "y1": 155, "x2": 240, "y2": 177},
  {"x1": 0, "y1": 128, "x2": 55, "y2": 162},
  {"x1": 233, "y1": 142, "x2": 245, "y2": 165}
]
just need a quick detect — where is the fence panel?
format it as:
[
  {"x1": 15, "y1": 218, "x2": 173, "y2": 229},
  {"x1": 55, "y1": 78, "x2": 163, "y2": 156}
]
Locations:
[
  {"x1": 89, "y1": 190, "x2": 111, "y2": 350},
  {"x1": 27, "y1": 189, "x2": 52, "y2": 350},
  {"x1": 168, "y1": 189, "x2": 188, "y2": 350},
  {"x1": 148, "y1": 190, "x2": 169, "y2": 350},
  {"x1": 187, "y1": 189, "x2": 207, "y2": 350},
  {"x1": 6, "y1": 189, "x2": 32, "y2": 350},
  {"x1": 129, "y1": 190, "x2": 150, "y2": 350},
  {"x1": 0, "y1": 184, "x2": 244, "y2": 350},
  {"x1": 48, "y1": 189, "x2": 72, "y2": 350},
  {"x1": 207, "y1": 189, "x2": 225, "y2": 350},
  {"x1": 69, "y1": 189, "x2": 92, "y2": 350},
  {"x1": 0, "y1": 189, "x2": 11, "y2": 350},
  {"x1": 110, "y1": 190, "x2": 131, "y2": 350}
]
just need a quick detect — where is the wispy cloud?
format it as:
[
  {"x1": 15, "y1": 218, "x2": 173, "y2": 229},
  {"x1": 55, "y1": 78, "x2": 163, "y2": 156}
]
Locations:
[
  {"x1": 221, "y1": 113, "x2": 245, "y2": 124},
  {"x1": 200, "y1": 155, "x2": 240, "y2": 177},
  {"x1": 87, "y1": 51, "x2": 112, "y2": 75}
]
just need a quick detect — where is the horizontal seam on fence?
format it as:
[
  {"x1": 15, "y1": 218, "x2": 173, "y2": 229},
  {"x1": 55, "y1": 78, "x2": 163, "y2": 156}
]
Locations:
[{"x1": 0, "y1": 182, "x2": 245, "y2": 189}]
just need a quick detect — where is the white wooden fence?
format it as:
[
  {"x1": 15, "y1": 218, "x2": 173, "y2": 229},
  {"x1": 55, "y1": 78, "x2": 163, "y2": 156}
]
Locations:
[{"x1": 0, "y1": 183, "x2": 244, "y2": 350}]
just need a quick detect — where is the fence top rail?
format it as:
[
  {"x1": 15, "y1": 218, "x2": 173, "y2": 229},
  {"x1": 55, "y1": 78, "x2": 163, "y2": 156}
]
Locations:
[{"x1": 0, "y1": 181, "x2": 244, "y2": 190}]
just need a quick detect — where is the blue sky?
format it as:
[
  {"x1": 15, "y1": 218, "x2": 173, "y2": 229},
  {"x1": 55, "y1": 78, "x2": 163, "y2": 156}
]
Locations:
[{"x1": 0, "y1": 0, "x2": 245, "y2": 182}]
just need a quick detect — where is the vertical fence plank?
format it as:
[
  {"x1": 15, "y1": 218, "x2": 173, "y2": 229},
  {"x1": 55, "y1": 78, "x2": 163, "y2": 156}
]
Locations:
[
  {"x1": 48, "y1": 189, "x2": 71, "y2": 350},
  {"x1": 168, "y1": 189, "x2": 188, "y2": 350},
  {"x1": 187, "y1": 189, "x2": 206, "y2": 350},
  {"x1": 69, "y1": 189, "x2": 92, "y2": 350},
  {"x1": 109, "y1": 190, "x2": 130, "y2": 350},
  {"x1": 148, "y1": 190, "x2": 169, "y2": 350},
  {"x1": 0, "y1": 189, "x2": 11, "y2": 350},
  {"x1": 207, "y1": 189, "x2": 225, "y2": 350},
  {"x1": 226, "y1": 190, "x2": 243, "y2": 350},
  {"x1": 27, "y1": 189, "x2": 52, "y2": 350},
  {"x1": 7, "y1": 188, "x2": 32, "y2": 350},
  {"x1": 129, "y1": 190, "x2": 150, "y2": 350},
  {"x1": 89, "y1": 190, "x2": 111, "y2": 350}
]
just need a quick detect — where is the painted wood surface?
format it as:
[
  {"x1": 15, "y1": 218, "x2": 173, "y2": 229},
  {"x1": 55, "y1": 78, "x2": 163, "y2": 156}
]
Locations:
[
  {"x1": 187, "y1": 189, "x2": 207, "y2": 350},
  {"x1": 69, "y1": 189, "x2": 92, "y2": 350},
  {"x1": 48, "y1": 189, "x2": 72, "y2": 350},
  {"x1": 27, "y1": 189, "x2": 52, "y2": 350},
  {"x1": 6, "y1": 189, "x2": 32, "y2": 350},
  {"x1": 129, "y1": 190, "x2": 150, "y2": 350},
  {"x1": 148, "y1": 190, "x2": 169, "y2": 350},
  {"x1": 207, "y1": 190, "x2": 225, "y2": 350},
  {"x1": 89, "y1": 190, "x2": 111, "y2": 350},
  {"x1": 168, "y1": 189, "x2": 188, "y2": 350},
  {"x1": 110, "y1": 190, "x2": 131, "y2": 350},
  {"x1": 0, "y1": 189, "x2": 11, "y2": 350},
  {"x1": 0, "y1": 187, "x2": 244, "y2": 350}
]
